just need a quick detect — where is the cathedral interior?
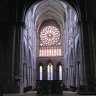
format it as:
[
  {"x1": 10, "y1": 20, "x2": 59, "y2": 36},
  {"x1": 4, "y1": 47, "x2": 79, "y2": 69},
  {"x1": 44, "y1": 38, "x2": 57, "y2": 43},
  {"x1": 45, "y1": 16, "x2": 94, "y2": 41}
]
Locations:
[{"x1": 0, "y1": 0, "x2": 96, "y2": 95}]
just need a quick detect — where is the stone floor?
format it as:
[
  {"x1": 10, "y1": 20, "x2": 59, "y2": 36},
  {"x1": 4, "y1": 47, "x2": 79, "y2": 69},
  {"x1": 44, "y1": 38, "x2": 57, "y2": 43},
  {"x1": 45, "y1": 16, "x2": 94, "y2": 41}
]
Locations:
[
  {"x1": 3, "y1": 91, "x2": 96, "y2": 96},
  {"x1": 21, "y1": 91, "x2": 79, "y2": 96}
]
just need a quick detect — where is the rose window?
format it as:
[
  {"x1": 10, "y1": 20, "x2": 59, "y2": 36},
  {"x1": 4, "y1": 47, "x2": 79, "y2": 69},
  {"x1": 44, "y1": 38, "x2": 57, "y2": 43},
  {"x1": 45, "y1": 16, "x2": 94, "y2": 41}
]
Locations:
[{"x1": 40, "y1": 26, "x2": 60, "y2": 46}]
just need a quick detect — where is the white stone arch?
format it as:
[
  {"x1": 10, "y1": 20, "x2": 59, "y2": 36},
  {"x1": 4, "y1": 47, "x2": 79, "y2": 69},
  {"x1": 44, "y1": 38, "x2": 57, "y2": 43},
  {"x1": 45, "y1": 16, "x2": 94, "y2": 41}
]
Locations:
[{"x1": 20, "y1": 0, "x2": 83, "y2": 91}]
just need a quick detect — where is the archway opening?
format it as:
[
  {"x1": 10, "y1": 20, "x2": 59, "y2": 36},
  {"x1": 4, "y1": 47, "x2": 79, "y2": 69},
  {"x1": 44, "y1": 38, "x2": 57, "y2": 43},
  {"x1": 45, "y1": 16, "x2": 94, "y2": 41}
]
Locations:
[{"x1": 21, "y1": 0, "x2": 84, "y2": 93}]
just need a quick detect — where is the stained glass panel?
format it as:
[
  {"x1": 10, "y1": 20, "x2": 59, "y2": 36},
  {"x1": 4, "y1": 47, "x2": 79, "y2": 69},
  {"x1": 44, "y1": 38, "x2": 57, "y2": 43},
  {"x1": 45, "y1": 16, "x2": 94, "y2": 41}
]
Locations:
[
  {"x1": 47, "y1": 64, "x2": 53, "y2": 80},
  {"x1": 40, "y1": 26, "x2": 60, "y2": 46},
  {"x1": 59, "y1": 65, "x2": 62, "y2": 80},
  {"x1": 40, "y1": 66, "x2": 43, "y2": 80}
]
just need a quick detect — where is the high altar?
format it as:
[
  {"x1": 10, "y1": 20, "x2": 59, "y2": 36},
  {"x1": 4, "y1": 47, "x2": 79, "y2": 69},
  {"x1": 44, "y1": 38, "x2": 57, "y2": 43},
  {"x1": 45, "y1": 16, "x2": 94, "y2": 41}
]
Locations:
[{"x1": 37, "y1": 80, "x2": 63, "y2": 94}]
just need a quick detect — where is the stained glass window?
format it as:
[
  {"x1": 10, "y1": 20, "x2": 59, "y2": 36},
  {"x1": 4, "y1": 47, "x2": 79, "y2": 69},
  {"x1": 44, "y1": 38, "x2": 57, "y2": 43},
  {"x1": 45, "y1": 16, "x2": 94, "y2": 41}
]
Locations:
[
  {"x1": 39, "y1": 47, "x2": 61, "y2": 56},
  {"x1": 39, "y1": 20, "x2": 62, "y2": 57},
  {"x1": 40, "y1": 26, "x2": 60, "y2": 46},
  {"x1": 59, "y1": 65, "x2": 62, "y2": 80},
  {"x1": 47, "y1": 63, "x2": 53, "y2": 80},
  {"x1": 40, "y1": 66, "x2": 43, "y2": 80}
]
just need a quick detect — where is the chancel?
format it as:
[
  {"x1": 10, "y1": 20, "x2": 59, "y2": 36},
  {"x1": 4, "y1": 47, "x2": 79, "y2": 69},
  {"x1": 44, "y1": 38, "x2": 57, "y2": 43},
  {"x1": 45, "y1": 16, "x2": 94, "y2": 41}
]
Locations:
[{"x1": 0, "y1": 0, "x2": 96, "y2": 95}]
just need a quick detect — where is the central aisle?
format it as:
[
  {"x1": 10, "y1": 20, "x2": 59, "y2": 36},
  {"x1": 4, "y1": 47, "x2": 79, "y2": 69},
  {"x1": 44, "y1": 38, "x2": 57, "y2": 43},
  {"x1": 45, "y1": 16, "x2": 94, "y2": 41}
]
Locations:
[{"x1": 19, "y1": 91, "x2": 79, "y2": 96}]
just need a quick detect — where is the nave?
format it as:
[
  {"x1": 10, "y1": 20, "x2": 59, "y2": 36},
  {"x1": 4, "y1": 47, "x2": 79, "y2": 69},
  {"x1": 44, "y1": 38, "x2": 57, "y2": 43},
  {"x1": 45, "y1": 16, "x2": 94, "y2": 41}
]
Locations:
[{"x1": 0, "y1": 0, "x2": 96, "y2": 95}]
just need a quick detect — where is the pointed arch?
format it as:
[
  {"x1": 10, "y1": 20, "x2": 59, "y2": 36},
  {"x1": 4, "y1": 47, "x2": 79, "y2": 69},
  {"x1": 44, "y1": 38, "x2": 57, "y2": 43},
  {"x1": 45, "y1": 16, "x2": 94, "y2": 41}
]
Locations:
[
  {"x1": 38, "y1": 63, "x2": 43, "y2": 80},
  {"x1": 59, "y1": 64, "x2": 63, "y2": 80},
  {"x1": 47, "y1": 62, "x2": 53, "y2": 80},
  {"x1": 21, "y1": 0, "x2": 83, "y2": 91},
  {"x1": 39, "y1": 65, "x2": 43, "y2": 80},
  {"x1": 56, "y1": 62, "x2": 63, "y2": 80}
]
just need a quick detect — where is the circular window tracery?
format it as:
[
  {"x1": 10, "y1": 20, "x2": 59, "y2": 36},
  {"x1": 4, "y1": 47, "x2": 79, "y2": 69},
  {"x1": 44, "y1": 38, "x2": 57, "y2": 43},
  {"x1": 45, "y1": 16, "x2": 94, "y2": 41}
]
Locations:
[{"x1": 40, "y1": 25, "x2": 60, "y2": 46}]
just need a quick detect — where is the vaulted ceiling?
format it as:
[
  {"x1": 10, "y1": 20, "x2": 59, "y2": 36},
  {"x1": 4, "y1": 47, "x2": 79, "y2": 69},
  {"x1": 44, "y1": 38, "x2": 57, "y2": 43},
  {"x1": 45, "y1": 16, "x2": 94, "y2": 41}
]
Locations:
[
  {"x1": 27, "y1": 0, "x2": 71, "y2": 34},
  {"x1": 0, "y1": 0, "x2": 96, "y2": 52}
]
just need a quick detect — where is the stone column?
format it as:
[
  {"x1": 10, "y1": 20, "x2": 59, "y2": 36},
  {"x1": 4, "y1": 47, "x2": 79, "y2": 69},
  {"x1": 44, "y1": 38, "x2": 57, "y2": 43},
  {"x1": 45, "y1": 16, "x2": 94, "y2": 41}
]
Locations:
[
  {"x1": 54, "y1": 64, "x2": 56, "y2": 80},
  {"x1": 12, "y1": 21, "x2": 25, "y2": 93}
]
